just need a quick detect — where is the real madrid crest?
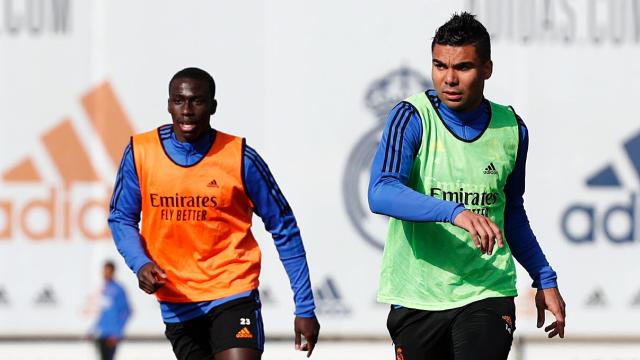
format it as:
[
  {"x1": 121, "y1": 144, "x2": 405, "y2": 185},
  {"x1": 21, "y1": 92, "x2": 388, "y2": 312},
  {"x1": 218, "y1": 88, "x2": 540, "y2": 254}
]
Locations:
[{"x1": 342, "y1": 67, "x2": 432, "y2": 250}]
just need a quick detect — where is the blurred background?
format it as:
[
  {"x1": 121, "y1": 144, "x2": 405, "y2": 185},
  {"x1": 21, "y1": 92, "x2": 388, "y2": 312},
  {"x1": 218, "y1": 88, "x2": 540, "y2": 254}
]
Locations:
[{"x1": 0, "y1": 0, "x2": 639, "y2": 359}]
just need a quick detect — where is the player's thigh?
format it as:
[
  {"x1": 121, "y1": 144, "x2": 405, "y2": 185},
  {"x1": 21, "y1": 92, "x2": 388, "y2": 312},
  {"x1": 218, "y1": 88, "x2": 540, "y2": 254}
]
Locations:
[
  {"x1": 387, "y1": 305, "x2": 453, "y2": 360},
  {"x1": 450, "y1": 297, "x2": 515, "y2": 360},
  {"x1": 165, "y1": 316, "x2": 213, "y2": 360},
  {"x1": 209, "y1": 292, "x2": 265, "y2": 356}
]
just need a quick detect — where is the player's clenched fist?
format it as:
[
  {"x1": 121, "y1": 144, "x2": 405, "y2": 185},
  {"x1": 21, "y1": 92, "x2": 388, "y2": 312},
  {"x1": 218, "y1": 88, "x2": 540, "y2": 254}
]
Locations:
[
  {"x1": 453, "y1": 210, "x2": 503, "y2": 255},
  {"x1": 137, "y1": 262, "x2": 167, "y2": 294}
]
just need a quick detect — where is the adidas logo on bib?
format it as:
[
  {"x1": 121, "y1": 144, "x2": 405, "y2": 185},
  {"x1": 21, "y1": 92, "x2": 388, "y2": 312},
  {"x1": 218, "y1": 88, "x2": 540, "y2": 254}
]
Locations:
[{"x1": 483, "y1": 163, "x2": 498, "y2": 175}]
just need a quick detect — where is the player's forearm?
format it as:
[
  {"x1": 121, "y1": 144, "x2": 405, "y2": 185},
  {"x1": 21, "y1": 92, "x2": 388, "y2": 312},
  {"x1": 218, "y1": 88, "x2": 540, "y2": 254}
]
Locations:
[
  {"x1": 282, "y1": 254, "x2": 316, "y2": 317},
  {"x1": 511, "y1": 238, "x2": 558, "y2": 289},
  {"x1": 268, "y1": 215, "x2": 316, "y2": 316},
  {"x1": 368, "y1": 174, "x2": 464, "y2": 222},
  {"x1": 504, "y1": 205, "x2": 557, "y2": 289},
  {"x1": 108, "y1": 215, "x2": 151, "y2": 274},
  {"x1": 259, "y1": 217, "x2": 316, "y2": 316},
  {"x1": 119, "y1": 299, "x2": 132, "y2": 324},
  {"x1": 117, "y1": 313, "x2": 130, "y2": 333}
]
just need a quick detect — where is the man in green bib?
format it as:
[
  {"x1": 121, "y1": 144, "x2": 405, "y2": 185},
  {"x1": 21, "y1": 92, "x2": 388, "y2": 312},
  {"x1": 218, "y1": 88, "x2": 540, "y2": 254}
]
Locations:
[{"x1": 368, "y1": 12, "x2": 566, "y2": 359}]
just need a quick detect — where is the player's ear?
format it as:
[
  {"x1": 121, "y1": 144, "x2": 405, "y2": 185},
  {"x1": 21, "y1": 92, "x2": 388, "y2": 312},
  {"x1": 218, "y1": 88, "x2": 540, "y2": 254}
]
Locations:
[
  {"x1": 167, "y1": 98, "x2": 171, "y2": 113},
  {"x1": 483, "y1": 60, "x2": 493, "y2": 80},
  {"x1": 210, "y1": 99, "x2": 217, "y2": 115}
]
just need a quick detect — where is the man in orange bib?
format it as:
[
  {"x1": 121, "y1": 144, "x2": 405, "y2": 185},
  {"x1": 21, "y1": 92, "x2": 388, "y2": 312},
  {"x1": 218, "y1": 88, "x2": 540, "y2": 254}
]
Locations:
[{"x1": 109, "y1": 67, "x2": 320, "y2": 360}]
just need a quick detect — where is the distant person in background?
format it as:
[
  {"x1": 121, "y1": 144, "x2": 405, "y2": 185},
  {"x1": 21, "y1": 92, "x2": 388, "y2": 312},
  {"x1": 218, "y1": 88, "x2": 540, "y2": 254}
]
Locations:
[
  {"x1": 92, "y1": 260, "x2": 131, "y2": 360},
  {"x1": 108, "y1": 67, "x2": 319, "y2": 360},
  {"x1": 369, "y1": 12, "x2": 566, "y2": 360}
]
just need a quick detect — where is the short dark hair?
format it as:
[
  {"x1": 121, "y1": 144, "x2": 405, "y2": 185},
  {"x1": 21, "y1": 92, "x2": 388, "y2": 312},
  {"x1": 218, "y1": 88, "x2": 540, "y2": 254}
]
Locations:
[
  {"x1": 104, "y1": 260, "x2": 115, "y2": 271},
  {"x1": 432, "y1": 12, "x2": 491, "y2": 61},
  {"x1": 169, "y1": 67, "x2": 216, "y2": 98}
]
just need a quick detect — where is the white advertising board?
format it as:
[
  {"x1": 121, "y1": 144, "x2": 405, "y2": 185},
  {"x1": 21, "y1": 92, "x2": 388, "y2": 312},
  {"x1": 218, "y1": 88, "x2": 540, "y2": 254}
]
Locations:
[{"x1": 0, "y1": 0, "x2": 639, "y2": 339}]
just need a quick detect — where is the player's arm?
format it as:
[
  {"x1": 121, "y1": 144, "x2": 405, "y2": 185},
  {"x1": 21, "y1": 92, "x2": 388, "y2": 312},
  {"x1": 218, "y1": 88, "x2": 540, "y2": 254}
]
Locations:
[
  {"x1": 108, "y1": 142, "x2": 166, "y2": 294},
  {"x1": 504, "y1": 116, "x2": 565, "y2": 338},
  {"x1": 112, "y1": 286, "x2": 131, "y2": 340},
  {"x1": 368, "y1": 102, "x2": 501, "y2": 254},
  {"x1": 368, "y1": 102, "x2": 464, "y2": 222},
  {"x1": 117, "y1": 286, "x2": 132, "y2": 330},
  {"x1": 243, "y1": 144, "x2": 319, "y2": 357}
]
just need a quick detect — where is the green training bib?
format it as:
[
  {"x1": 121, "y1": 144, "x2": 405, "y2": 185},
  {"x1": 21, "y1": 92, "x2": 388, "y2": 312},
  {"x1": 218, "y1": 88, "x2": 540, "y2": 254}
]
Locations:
[{"x1": 377, "y1": 92, "x2": 519, "y2": 310}]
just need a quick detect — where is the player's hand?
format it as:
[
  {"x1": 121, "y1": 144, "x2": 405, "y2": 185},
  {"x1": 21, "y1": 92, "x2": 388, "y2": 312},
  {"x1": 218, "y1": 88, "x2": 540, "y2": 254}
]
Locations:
[
  {"x1": 453, "y1": 210, "x2": 503, "y2": 255},
  {"x1": 535, "y1": 287, "x2": 566, "y2": 338},
  {"x1": 105, "y1": 336, "x2": 119, "y2": 347},
  {"x1": 294, "y1": 315, "x2": 320, "y2": 357},
  {"x1": 137, "y1": 262, "x2": 167, "y2": 294}
]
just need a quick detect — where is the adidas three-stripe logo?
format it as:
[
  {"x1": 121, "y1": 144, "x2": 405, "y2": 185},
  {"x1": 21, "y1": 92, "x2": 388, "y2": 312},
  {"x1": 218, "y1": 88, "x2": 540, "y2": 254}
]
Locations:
[
  {"x1": 235, "y1": 327, "x2": 253, "y2": 339},
  {"x1": 483, "y1": 163, "x2": 498, "y2": 175}
]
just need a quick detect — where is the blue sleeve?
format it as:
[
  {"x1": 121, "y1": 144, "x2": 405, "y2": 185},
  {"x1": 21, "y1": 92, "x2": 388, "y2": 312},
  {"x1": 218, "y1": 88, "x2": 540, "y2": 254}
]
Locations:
[
  {"x1": 108, "y1": 142, "x2": 152, "y2": 274},
  {"x1": 115, "y1": 285, "x2": 131, "y2": 337},
  {"x1": 504, "y1": 116, "x2": 558, "y2": 289},
  {"x1": 243, "y1": 145, "x2": 315, "y2": 318},
  {"x1": 368, "y1": 102, "x2": 465, "y2": 222}
]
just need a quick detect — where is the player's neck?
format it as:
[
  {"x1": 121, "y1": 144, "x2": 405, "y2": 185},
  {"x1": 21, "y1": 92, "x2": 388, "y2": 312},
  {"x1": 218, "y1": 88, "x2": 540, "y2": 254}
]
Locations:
[
  {"x1": 438, "y1": 97, "x2": 488, "y2": 126},
  {"x1": 170, "y1": 128, "x2": 214, "y2": 147}
]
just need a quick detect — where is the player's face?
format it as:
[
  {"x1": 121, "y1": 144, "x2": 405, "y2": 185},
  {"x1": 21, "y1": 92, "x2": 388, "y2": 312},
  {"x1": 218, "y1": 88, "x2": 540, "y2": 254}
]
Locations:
[
  {"x1": 103, "y1": 265, "x2": 114, "y2": 281},
  {"x1": 431, "y1": 44, "x2": 492, "y2": 112},
  {"x1": 168, "y1": 78, "x2": 216, "y2": 142}
]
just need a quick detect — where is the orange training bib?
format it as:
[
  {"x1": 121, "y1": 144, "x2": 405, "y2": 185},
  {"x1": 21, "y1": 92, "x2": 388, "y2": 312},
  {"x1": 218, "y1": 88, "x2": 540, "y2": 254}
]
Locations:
[{"x1": 132, "y1": 127, "x2": 260, "y2": 302}]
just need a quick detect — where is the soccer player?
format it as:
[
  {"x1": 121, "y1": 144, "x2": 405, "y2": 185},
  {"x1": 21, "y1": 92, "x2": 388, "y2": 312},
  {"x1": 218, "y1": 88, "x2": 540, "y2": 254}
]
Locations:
[
  {"x1": 91, "y1": 260, "x2": 131, "y2": 360},
  {"x1": 108, "y1": 67, "x2": 320, "y2": 360},
  {"x1": 368, "y1": 13, "x2": 566, "y2": 359}
]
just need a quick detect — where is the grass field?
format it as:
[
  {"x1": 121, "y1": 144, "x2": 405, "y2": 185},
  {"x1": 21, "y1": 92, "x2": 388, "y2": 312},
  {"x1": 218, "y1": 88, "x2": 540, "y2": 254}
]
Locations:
[
  {"x1": 2, "y1": 338, "x2": 640, "y2": 359},
  {"x1": 0, "y1": 340, "x2": 393, "y2": 360}
]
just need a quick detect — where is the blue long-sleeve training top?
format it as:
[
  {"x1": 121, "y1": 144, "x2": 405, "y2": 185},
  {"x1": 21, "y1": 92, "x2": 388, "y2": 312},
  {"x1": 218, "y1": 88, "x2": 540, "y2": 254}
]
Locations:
[
  {"x1": 108, "y1": 125, "x2": 315, "y2": 323},
  {"x1": 368, "y1": 90, "x2": 557, "y2": 289},
  {"x1": 94, "y1": 280, "x2": 131, "y2": 339}
]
